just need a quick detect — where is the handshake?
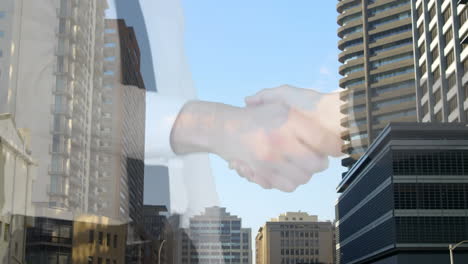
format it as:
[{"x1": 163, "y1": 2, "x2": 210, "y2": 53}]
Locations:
[{"x1": 171, "y1": 85, "x2": 344, "y2": 192}]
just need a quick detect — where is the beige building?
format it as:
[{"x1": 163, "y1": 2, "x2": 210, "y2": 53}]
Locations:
[
  {"x1": 93, "y1": 18, "x2": 146, "y2": 223},
  {"x1": 256, "y1": 212, "x2": 335, "y2": 264},
  {"x1": 72, "y1": 215, "x2": 127, "y2": 264},
  {"x1": 411, "y1": 0, "x2": 468, "y2": 122},
  {"x1": 337, "y1": 0, "x2": 418, "y2": 168},
  {"x1": 0, "y1": 114, "x2": 35, "y2": 263}
]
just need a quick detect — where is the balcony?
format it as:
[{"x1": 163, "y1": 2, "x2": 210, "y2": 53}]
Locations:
[
  {"x1": 49, "y1": 145, "x2": 70, "y2": 157},
  {"x1": 48, "y1": 165, "x2": 70, "y2": 177},
  {"x1": 50, "y1": 122, "x2": 72, "y2": 138},
  {"x1": 51, "y1": 104, "x2": 73, "y2": 118},
  {"x1": 47, "y1": 185, "x2": 67, "y2": 198},
  {"x1": 53, "y1": 84, "x2": 73, "y2": 98}
]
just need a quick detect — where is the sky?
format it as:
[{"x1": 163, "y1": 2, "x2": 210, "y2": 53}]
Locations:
[{"x1": 181, "y1": 0, "x2": 345, "y2": 232}]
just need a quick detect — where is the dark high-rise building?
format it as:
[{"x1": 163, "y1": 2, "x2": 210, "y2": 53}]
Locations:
[
  {"x1": 335, "y1": 123, "x2": 468, "y2": 264},
  {"x1": 337, "y1": 0, "x2": 418, "y2": 168},
  {"x1": 411, "y1": 0, "x2": 468, "y2": 123}
]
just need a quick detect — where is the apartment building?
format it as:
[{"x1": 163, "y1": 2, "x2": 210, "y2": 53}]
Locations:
[
  {"x1": 337, "y1": 0, "x2": 418, "y2": 168},
  {"x1": 256, "y1": 212, "x2": 335, "y2": 264},
  {"x1": 411, "y1": 0, "x2": 468, "y2": 122},
  {"x1": 0, "y1": 0, "x2": 109, "y2": 214}
]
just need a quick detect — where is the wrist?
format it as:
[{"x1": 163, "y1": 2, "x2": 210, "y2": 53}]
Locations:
[
  {"x1": 316, "y1": 92, "x2": 344, "y2": 137},
  {"x1": 170, "y1": 100, "x2": 239, "y2": 156}
]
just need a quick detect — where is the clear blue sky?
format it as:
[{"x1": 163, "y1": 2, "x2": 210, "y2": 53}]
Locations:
[{"x1": 181, "y1": 0, "x2": 345, "y2": 232}]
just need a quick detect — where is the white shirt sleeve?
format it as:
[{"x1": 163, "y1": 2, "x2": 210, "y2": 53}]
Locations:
[{"x1": 145, "y1": 91, "x2": 189, "y2": 163}]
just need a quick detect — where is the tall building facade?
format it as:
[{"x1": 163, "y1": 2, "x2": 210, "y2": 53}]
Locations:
[
  {"x1": 180, "y1": 207, "x2": 252, "y2": 264},
  {"x1": 0, "y1": 0, "x2": 109, "y2": 214},
  {"x1": 335, "y1": 123, "x2": 468, "y2": 264},
  {"x1": 411, "y1": 0, "x2": 468, "y2": 122},
  {"x1": 337, "y1": 0, "x2": 418, "y2": 167},
  {"x1": 96, "y1": 18, "x2": 146, "y2": 223},
  {"x1": 256, "y1": 212, "x2": 335, "y2": 264}
]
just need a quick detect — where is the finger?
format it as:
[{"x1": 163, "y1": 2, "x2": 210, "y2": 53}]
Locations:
[
  {"x1": 230, "y1": 160, "x2": 254, "y2": 180},
  {"x1": 273, "y1": 160, "x2": 312, "y2": 186},
  {"x1": 277, "y1": 133, "x2": 330, "y2": 175},
  {"x1": 268, "y1": 173, "x2": 300, "y2": 193}
]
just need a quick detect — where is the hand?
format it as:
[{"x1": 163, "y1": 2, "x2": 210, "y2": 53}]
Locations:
[
  {"x1": 170, "y1": 100, "x2": 339, "y2": 192},
  {"x1": 226, "y1": 85, "x2": 344, "y2": 190},
  {"x1": 245, "y1": 84, "x2": 344, "y2": 151}
]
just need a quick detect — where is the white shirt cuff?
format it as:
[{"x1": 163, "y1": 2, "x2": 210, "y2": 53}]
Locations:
[{"x1": 146, "y1": 92, "x2": 189, "y2": 162}]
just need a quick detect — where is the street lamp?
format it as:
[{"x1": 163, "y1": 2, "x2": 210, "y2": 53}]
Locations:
[
  {"x1": 449, "y1": 240, "x2": 468, "y2": 264},
  {"x1": 158, "y1": 240, "x2": 166, "y2": 264}
]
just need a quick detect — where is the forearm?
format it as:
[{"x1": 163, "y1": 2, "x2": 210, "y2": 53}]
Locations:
[{"x1": 170, "y1": 100, "x2": 241, "y2": 156}]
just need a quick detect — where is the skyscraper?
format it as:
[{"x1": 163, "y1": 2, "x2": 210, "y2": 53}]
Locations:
[
  {"x1": 337, "y1": 0, "x2": 418, "y2": 168},
  {"x1": 0, "y1": 0, "x2": 108, "y2": 214},
  {"x1": 180, "y1": 207, "x2": 252, "y2": 264},
  {"x1": 335, "y1": 123, "x2": 468, "y2": 264},
  {"x1": 97, "y1": 18, "x2": 146, "y2": 224},
  {"x1": 411, "y1": 0, "x2": 468, "y2": 123},
  {"x1": 256, "y1": 212, "x2": 335, "y2": 264}
]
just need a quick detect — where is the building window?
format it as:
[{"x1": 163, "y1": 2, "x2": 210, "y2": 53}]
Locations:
[
  {"x1": 98, "y1": 258, "x2": 102, "y2": 264},
  {"x1": 445, "y1": 27, "x2": 453, "y2": 45},
  {"x1": 0, "y1": 31, "x2": 4, "y2": 38},
  {"x1": 431, "y1": 46, "x2": 439, "y2": 61},
  {"x1": 447, "y1": 72, "x2": 456, "y2": 88},
  {"x1": 464, "y1": 82, "x2": 468, "y2": 101},
  {"x1": 88, "y1": 257, "x2": 94, "y2": 264},
  {"x1": 443, "y1": 6, "x2": 451, "y2": 24},
  {"x1": 419, "y1": 42, "x2": 425, "y2": 55},
  {"x1": 421, "y1": 80, "x2": 428, "y2": 95},
  {"x1": 446, "y1": 49, "x2": 455, "y2": 66},
  {"x1": 106, "y1": 259, "x2": 110, "y2": 264},
  {"x1": 418, "y1": 23, "x2": 424, "y2": 38},
  {"x1": 106, "y1": 233, "x2": 111, "y2": 246},
  {"x1": 463, "y1": 57, "x2": 468, "y2": 74},
  {"x1": 430, "y1": 26, "x2": 438, "y2": 42},
  {"x1": 448, "y1": 96, "x2": 458, "y2": 114},
  {"x1": 4, "y1": 224, "x2": 9, "y2": 241},
  {"x1": 421, "y1": 61, "x2": 427, "y2": 75},
  {"x1": 98, "y1": 232, "x2": 103, "y2": 245},
  {"x1": 113, "y1": 234, "x2": 118, "y2": 248},
  {"x1": 434, "y1": 88, "x2": 442, "y2": 103},
  {"x1": 460, "y1": 7, "x2": 468, "y2": 26},
  {"x1": 422, "y1": 101, "x2": 429, "y2": 117},
  {"x1": 429, "y1": 5, "x2": 436, "y2": 20},
  {"x1": 89, "y1": 230, "x2": 94, "y2": 243},
  {"x1": 417, "y1": 4, "x2": 423, "y2": 18},
  {"x1": 435, "y1": 110, "x2": 443, "y2": 121},
  {"x1": 433, "y1": 67, "x2": 440, "y2": 82},
  {"x1": 371, "y1": 66, "x2": 414, "y2": 82}
]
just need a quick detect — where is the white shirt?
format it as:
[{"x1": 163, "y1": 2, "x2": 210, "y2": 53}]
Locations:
[{"x1": 141, "y1": 0, "x2": 220, "y2": 225}]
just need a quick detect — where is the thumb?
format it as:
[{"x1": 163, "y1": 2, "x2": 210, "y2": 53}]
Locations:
[{"x1": 245, "y1": 87, "x2": 283, "y2": 106}]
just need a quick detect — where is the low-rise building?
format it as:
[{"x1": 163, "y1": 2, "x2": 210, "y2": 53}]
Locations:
[{"x1": 256, "y1": 212, "x2": 335, "y2": 264}]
